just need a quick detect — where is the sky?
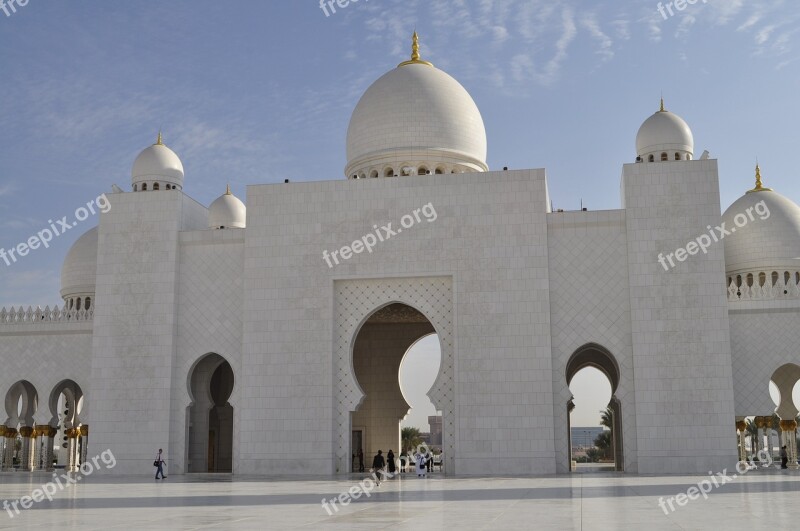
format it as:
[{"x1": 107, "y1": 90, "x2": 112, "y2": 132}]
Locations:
[{"x1": 1, "y1": 1, "x2": 799, "y2": 428}]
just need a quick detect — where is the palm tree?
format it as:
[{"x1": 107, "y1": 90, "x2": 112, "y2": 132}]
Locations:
[
  {"x1": 402, "y1": 427, "x2": 423, "y2": 453},
  {"x1": 594, "y1": 431, "x2": 613, "y2": 460},
  {"x1": 600, "y1": 407, "x2": 614, "y2": 431}
]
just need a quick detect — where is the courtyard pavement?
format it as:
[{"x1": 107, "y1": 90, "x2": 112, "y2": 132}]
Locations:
[{"x1": 0, "y1": 468, "x2": 798, "y2": 529}]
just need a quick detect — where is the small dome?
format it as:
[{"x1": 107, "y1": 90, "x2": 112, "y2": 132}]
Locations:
[
  {"x1": 209, "y1": 186, "x2": 246, "y2": 229},
  {"x1": 132, "y1": 132, "x2": 184, "y2": 190},
  {"x1": 345, "y1": 33, "x2": 487, "y2": 178},
  {"x1": 636, "y1": 100, "x2": 694, "y2": 161},
  {"x1": 722, "y1": 167, "x2": 800, "y2": 275},
  {"x1": 60, "y1": 227, "x2": 98, "y2": 299}
]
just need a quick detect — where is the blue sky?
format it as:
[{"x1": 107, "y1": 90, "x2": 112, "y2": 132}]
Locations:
[{"x1": 1, "y1": 0, "x2": 798, "y2": 427}]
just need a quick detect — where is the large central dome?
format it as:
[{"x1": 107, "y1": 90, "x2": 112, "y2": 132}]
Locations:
[{"x1": 345, "y1": 33, "x2": 488, "y2": 179}]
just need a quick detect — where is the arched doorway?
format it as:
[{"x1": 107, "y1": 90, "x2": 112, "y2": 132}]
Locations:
[
  {"x1": 768, "y1": 364, "x2": 800, "y2": 467},
  {"x1": 48, "y1": 380, "x2": 85, "y2": 471},
  {"x1": 3, "y1": 380, "x2": 38, "y2": 470},
  {"x1": 187, "y1": 354, "x2": 234, "y2": 473},
  {"x1": 566, "y1": 344, "x2": 623, "y2": 472},
  {"x1": 350, "y1": 303, "x2": 444, "y2": 473}
]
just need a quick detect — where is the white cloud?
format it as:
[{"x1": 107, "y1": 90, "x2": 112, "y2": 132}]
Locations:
[{"x1": 581, "y1": 14, "x2": 614, "y2": 62}]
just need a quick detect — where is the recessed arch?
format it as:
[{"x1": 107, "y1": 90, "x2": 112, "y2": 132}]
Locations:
[
  {"x1": 334, "y1": 278, "x2": 454, "y2": 475},
  {"x1": 565, "y1": 344, "x2": 623, "y2": 472},
  {"x1": 48, "y1": 379, "x2": 84, "y2": 428},
  {"x1": 5, "y1": 380, "x2": 38, "y2": 427},
  {"x1": 186, "y1": 353, "x2": 234, "y2": 473},
  {"x1": 350, "y1": 303, "x2": 441, "y2": 472},
  {"x1": 770, "y1": 363, "x2": 800, "y2": 419}
]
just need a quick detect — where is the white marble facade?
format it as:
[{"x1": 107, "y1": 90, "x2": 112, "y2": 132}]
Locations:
[{"x1": 1, "y1": 36, "x2": 799, "y2": 477}]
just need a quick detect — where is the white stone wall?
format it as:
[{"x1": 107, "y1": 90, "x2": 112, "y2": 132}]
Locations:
[
  {"x1": 728, "y1": 300, "x2": 800, "y2": 417},
  {"x1": 622, "y1": 159, "x2": 737, "y2": 473},
  {"x1": 243, "y1": 170, "x2": 554, "y2": 475},
  {"x1": 170, "y1": 228, "x2": 244, "y2": 474},
  {"x1": 546, "y1": 210, "x2": 638, "y2": 473},
  {"x1": 0, "y1": 324, "x2": 92, "y2": 427},
  {"x1": 90, "y1": 191, "x2": 208, "y2": 475}
]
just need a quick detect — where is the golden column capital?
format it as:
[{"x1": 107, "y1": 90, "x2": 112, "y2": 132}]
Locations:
[
  {"x1": 79, "y1": 425, "x2": 88, "y2": 437},
  {"x1": 735, "y1": 420, "x2": 747, "y2": 432},
  {"x1": 0, "y1": 426, "x2": 5, "y2": 437},
  {"x1": 48, "y1": 426, "x2": 58, "y2": 438},
  {"x1": 19, "y1": 426, "x2": 34, "y2": 438},
  {"x1": 780, "y1": 420, "x2": 798, "y2": 432},
  {"x1": 35, "y1": 425, "x2": 50, "y2": 434},
  {"x1": 755, "y1": 416, "x2": 768, "y2": 429},
  {"x1": 65, "y1": 428, "x2": 80, "y2": 439},
  {"x1": 4, "y1": 428, "x2": 18, "y2": 438}
]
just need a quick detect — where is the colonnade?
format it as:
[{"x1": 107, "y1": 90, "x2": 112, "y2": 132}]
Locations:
[{"x1": 0, "y1": 424, "x2": 87, "y2": 472}]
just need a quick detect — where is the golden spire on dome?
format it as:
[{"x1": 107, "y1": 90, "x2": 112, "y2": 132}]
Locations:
[
  {"x1": 659, "y1": 97, "x2": 665, "y2": 112},
  {"x1": 225, "y1": 183, "x2": 231, "y2": 195},
  {"x1": 398, "y1": 31, "x2": 434, "y2": 68},
  {"x1": 747, "y1": 163, "x2": 773, "y2": 193},
  {"x1": 155, "y1": 131, "x2": 164, "y2": 145}
]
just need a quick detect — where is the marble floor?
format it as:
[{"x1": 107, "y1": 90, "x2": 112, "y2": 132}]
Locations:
[{"x1": 0, "y1": 468, "x2": 798, "y2": 530}]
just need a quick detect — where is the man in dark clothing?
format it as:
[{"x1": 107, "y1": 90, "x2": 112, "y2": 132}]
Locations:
[
  {"x1": 357, "y1": 448, "x2": 364, "y2": 472},
  {"x1": 781, "y1": 445, "x2": 788, "y2": 469},
  {"x1": 372, "y1": 450, "x2": 386, "y2": 485}
]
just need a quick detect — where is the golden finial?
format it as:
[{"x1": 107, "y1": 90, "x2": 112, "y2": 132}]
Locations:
[
  {"x1": 398, "y1": 31, "x2": 433, "y2": 68},
  {"x1": 411, "y1": 31, "x2": 421, "y2": 61},
  {"x1": 225, "y1": 183, "x2": 231, "y2": 195},
  {"x1": 747, "y1": 163, "x2": 773, "y2": 193},
  {"x1": 155, "y1": 131, "x2": 163, "y2": 145},
  {"x1": 659, "y1": 97, "x2": 665, "y2": 112}
]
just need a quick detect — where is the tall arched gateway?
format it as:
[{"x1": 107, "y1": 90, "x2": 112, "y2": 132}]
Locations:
[
  {"x1": 334, "y1": 277, "x2": 454, "y2": 474},
  {"x1": 566, "y1": 344, "x2": 624, "y2": 472}
]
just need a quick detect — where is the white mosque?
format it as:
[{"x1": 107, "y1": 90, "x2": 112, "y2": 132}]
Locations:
[{"x1": 1, "y1": 34, "x2": 799, "y2": 476}]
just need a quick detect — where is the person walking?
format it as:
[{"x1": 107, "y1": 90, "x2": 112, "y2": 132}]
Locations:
[
  {"x1": 387, "y1": 449, "x2": 396, "y2": 476},
  {"x1": 154, "y1": 448, "x2": 167, "y2": 479},
  {"x1": 357, "y1": 448, "x2": 365, "y2": 473},
  {"x1": 372, "y1": 450, "x2": 386, "y2": 486},
  {"x1": 416, "y1": 451, "x2": 427, "y2": 478},
  {"x1": 781, "y1": 445, "x2": 788, "y2": 469}
]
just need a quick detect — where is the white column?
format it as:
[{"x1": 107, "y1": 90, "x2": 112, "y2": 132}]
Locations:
[
  {"x1": 42, "y1": 427, "x2": 55, "y2": 472},
  {"x1": 788, "y1": 421, "x2": 799, "y2": 470},
  {"x1": 736, "y1": 420, "x2": 747, "y2": 463},
  {"x1": 2, "y1": 428, "x2": 17, "y2": 471},
  {"x1": 79, "y1": 425, "x2": 89, "y2": 467},
  {"x1": 755, "y1": 417, "x2": 767, "y2": 461},
  {"x1": 66, "y1": 428, "x2": 79, "y2": 473},
  {"x1": 19, "y1": 427, "x2": 35, "y2": 471}
]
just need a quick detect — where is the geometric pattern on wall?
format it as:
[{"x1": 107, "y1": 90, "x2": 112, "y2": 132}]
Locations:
[
  {"x1": 334, "y1": 277, "x2": 454, "y2": 474},
  {"x1": 547, "y1": 223, "x2": 638, "y2": 473},
  {"x1": 730, "y1": 309, "x2": 800, "y2": 416}
]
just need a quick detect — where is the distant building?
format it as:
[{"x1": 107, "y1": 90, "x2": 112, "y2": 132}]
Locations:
[
  {"x1": 428, "y1": 416, "x2": 443, "y2": 447},
  {"x1": 571, "y1": 427, "x2": 605, "y2": 452}
]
